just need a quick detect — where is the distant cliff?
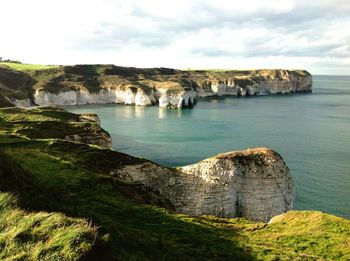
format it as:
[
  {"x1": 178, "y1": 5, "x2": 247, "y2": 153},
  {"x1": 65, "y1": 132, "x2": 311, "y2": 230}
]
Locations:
[{"x1": 0, "y1": 64, "x2": 312, "y2": 108}]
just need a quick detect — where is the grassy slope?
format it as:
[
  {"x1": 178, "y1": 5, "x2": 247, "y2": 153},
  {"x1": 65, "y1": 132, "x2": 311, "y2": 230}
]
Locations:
[
  {"x1": 0, "y1": 62, "x2": 59, "y2": 71},
  {"x1": 0, "y1": 107, "x2": 349, "y2": 260},
  {"x1": 0, "y1": 193, "x2": 100, "y2": 260}
]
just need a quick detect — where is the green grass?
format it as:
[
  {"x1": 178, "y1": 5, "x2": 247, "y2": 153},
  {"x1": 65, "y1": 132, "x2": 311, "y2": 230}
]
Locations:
[
  {"x1": 0, "y1": 62, "x2": 59, "y2": 71},
  {"x1": 0, "y1": 141, "x2": 252, "y2": 260},
  {"x1": 247, "y1": 211, "x2": 350, "y2": 260},
  {"x1": 0, "y1": 106, "x2": 349, "y2": 260},
  {"x1": 0, "y1": 193, "x2": 100, "y2": 260}
]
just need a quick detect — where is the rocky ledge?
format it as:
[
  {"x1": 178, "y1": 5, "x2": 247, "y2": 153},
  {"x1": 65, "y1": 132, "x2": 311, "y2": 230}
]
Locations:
[{"x1": 0, "y1": 64, "x2": 312, "y2": 109}]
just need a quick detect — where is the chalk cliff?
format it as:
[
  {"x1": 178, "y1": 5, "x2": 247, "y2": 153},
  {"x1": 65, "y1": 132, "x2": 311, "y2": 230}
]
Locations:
[
  {"x1": 0, "y1": 65, "x2": 312, "y2": 109},
  {"x1": 110, "y1": 147, "x2": 294, "y2": 222}
]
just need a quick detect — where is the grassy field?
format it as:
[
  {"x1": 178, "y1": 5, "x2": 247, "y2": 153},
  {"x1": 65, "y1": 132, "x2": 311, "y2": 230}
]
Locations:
[
  {"x1": 0, "y1": 106, "x2": 349, "y2": 260},
  {"x1": 0, "y1": 62, "x2": 59, "y2": 71}
]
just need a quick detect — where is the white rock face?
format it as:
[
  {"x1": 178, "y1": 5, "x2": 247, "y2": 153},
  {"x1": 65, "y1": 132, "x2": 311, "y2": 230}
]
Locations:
[
  {"x1": 135, "y1": 89, "x2": 154, "y2": 106},
  {"x1": 77, "y1": 89, "x2": 116, "y2": 104},
  {"x1": 32, "y1": 69, "x2": 312, "y2": 109},
  {"x1": 34, "y1": 88, "x2": 196, "y2": 108},
  {"x1": 197, "y1": 80, "x2": 238, "y2": 97},
  {"x1": 35, "y1": 90, "x2": 78, "y2": 106},
  {"x1": 110, "y1": 147, "x2": 294, "y2": 222},
  {"x1": 157, "y1": 89, "x2": 197, "y2": 108},
  {"x1": 12, "y1": 99, "x2": 32, "y2": 107},
  {"x1": 34, "y1": 88, "x2": 156, "y2": 106},
  {"x1": 179, "y1": 148, "x2": 294, "y2": 221},
  {"x1": 195, "y1": 72, "x2": 312, "y2": 98},
  {"x1": 238, "y1": 87, "x2": 247, "y2": 96}
]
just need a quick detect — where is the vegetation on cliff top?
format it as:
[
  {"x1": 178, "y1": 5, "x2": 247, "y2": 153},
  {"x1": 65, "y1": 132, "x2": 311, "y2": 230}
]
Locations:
[{"x1": 0, "y1": 106, "x2": 349, "y2": 260}]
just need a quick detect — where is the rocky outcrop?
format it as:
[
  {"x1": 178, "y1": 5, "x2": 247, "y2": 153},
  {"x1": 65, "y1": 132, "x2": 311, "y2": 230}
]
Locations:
[
  {"x1": 110, "y1": 148, "x2": 294, "y2": 222},
  {"x1": 60, "y1": 111, "x2": 112, "y2": 149},
  {"x1": 63, "y1": 131, "x2": 111, "y2": 149},
  {"x1": 0, "y1": 106, "x2": 112, "y2": 149}
]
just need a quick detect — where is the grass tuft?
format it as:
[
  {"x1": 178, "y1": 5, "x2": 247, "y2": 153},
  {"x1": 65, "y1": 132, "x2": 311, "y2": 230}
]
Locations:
[{"x1": 0, "y1": 193, "x2": 99, "y2": 260}]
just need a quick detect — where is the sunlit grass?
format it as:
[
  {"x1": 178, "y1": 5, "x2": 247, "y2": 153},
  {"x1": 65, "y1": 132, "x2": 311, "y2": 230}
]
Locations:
[
  {"x1": 0, "y1": 62, "x2": 59, "y2": 71},
  {"x1": 0, "y1": 193, "x2": 98, "y2": 260}
]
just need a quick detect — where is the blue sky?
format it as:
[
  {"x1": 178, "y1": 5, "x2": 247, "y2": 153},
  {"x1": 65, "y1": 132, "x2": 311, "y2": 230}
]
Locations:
[{"x1": 0, "y1": 0, "x2": 349, "y2": 75}]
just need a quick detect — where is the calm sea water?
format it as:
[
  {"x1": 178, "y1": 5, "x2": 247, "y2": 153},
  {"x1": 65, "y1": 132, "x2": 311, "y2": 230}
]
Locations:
[{"x1": 66, "y1": 75, "x2": 350, "y2": 219}]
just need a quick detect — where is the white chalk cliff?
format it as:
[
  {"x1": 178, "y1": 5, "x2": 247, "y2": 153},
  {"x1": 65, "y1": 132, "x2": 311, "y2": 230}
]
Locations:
[
  {"x1": 27, "y1": 66, "x2": 312, "y2": 109},
  {"x1": 110, "y1": 147, "x2": 294, "y2": 222},
  {"x1": 0, "y1": 65, "x2": 312, "y2": 109}
]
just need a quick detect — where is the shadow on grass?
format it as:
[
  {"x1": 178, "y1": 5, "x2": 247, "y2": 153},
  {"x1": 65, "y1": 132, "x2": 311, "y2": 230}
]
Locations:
[{"x1": 0, "y1": 145, "x2": 255, "y2": 260}]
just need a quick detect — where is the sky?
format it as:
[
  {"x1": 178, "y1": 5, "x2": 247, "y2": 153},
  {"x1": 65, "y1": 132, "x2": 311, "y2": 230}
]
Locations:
[{"x1": 0, "y1": 0, "x2": 349, "y2": 75}]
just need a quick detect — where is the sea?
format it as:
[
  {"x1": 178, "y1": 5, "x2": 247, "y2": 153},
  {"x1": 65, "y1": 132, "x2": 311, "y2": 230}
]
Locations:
[{"x1": 66, "y1": 75, "x2": 350, "y2": 219}]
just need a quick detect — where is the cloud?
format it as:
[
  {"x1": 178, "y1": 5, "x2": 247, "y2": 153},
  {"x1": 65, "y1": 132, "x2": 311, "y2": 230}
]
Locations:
[{"x1": 0, "y1": 0, "x2": 349, "y2": 74}]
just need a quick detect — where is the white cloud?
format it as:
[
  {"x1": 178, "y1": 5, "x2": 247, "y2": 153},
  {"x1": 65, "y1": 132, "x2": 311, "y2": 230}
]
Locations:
[{"x1": 0, "y1": 0, "x2": 349, "y2": 74}]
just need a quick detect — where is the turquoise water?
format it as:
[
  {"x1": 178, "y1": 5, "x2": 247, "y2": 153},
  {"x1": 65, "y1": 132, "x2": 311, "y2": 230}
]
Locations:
[{"x1": 66, "y1": 75, "x2": 350, "y2": 219}]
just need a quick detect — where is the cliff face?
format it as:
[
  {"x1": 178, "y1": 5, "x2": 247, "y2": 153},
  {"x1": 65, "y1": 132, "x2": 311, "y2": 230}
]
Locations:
[
  {"x1": 32, "y1": 68, "x2": 311, "y2": 109},
  {"x1": 110, "y1": 148, "x2": 294, "y2": 222},
  {"x1": 179, "y1": 148, "x2": 294, "y2": 221},
  {"x1": 0, "y1": 65, "x2": 312, "y2": 108}
]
